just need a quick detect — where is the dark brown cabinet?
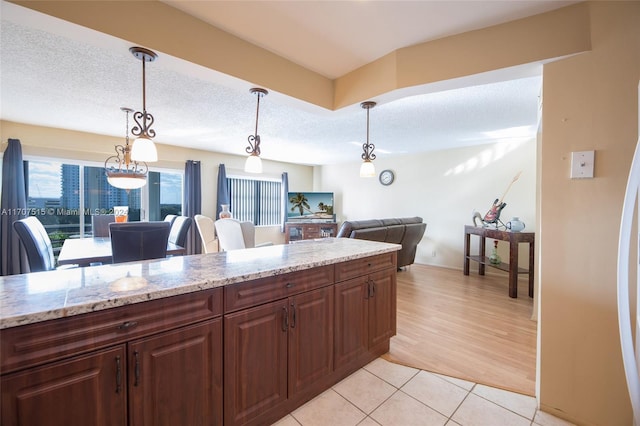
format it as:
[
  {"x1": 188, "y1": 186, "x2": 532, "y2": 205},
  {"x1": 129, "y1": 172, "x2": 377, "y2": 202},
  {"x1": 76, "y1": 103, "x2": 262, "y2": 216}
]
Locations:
[
  {"x1": 1, "y1": 289, "x2": 223, "y2": 426},
  {"x1": 129, "y1": 319, "x2": 223, "y2": 426},
  {"x1": 1, "y1": 346, "x2": 127, "y2": 426},
  {"x1": 334, "y1": 253, "x2": 397, "y2": 370},
  {"x1": 334, "y1": 270, "x2": 396, "y2": 369},
  {"x1": 224, "y1": 286, "x2": 333, "y2": 426},
  {"x1": 1, "y1": 251, "x2": 397, "y2": 426}
]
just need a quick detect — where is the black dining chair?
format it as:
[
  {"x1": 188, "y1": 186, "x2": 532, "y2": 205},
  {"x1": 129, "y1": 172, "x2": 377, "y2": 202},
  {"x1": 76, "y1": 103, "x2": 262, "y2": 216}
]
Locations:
[
  {"x1": 13, "y1": 216, "x2": 56, "y2": 272},
  {"x1": 168, "y1": 216, "x2": 192, "y2": 248},
  {"x1": 91, "y1": 214, "x2": 115, "y2": 237},
  {"x1": 109, "y1": 221, "x2": 171, "y2": 264}
]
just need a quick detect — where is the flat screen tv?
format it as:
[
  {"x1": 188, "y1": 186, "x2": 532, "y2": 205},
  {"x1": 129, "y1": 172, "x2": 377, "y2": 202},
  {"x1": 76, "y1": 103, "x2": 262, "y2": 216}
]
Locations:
[{"x1": 287, "y1": 192, "x2": 335, "y2": 221}]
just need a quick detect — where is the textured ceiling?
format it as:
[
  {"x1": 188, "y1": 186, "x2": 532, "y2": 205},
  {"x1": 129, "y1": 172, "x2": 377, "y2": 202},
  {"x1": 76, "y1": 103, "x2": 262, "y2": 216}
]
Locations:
[{"x1": 0, "y1": 1, "x2": 575, "y2": 166}]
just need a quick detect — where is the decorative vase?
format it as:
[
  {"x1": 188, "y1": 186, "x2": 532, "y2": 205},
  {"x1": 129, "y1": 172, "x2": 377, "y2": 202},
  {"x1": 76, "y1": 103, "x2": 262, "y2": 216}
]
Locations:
[
  {"x1": 506, "y1": 217, "x2": 525, "y2": 232},
  {"x1": 489, "y1": 240, "x2": 501, "y2": 265},
  {"x1": 219, "y1": 204, "x2": 232, "y2": 219}
]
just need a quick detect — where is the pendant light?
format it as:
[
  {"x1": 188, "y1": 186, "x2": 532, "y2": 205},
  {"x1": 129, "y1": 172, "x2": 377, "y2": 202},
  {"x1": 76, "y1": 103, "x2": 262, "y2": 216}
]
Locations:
[
  {"x1": 105, "y1": 107, "x2": 148, "y2": 190},
  {"x1": 245, "y1": 87, "x2": 268, "y2": 173},
  {"x1": 129, "y1": 47, "x2": 158, "y2": 163},
  {"x1": 360, "y1": 101, "x2": 377, "y2": 177}
]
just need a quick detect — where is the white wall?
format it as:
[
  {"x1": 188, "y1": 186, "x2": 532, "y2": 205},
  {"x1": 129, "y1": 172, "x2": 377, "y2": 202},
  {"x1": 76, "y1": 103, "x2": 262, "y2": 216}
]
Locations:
[{"x1": 317, "y1": 138, "x2": 537, "y2": 269}]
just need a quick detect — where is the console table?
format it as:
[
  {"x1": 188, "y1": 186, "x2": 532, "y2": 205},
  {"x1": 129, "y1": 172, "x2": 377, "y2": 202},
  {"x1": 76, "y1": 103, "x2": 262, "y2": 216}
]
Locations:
[
  {"x1": 463, "y1": 225, "x2": 534, "y2": 298},
  {"x1": 285, "y1": 222, "x2": 338, "y2": 243}
]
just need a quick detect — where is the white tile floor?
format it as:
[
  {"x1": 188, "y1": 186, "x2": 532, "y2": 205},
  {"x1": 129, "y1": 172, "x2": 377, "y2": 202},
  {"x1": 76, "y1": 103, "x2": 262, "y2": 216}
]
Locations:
[{"x1": 272, "y1": 358, "x2": 574, "y2": 426}]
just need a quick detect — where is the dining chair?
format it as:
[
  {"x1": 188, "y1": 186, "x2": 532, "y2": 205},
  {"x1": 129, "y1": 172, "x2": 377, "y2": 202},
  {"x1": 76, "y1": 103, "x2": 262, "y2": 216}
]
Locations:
[
  {"x1": 168, "y1": 215, "x2": 192, "y2": 248},
  {"x1": 214, "y1": 218, "x2": 273, "y2": 251},
  {"x1": 92, "y1": 214, "x2": 115, "y2": 237},
  {"x1": 194, "y1": 214, "x2": 218, "y2": 254},
  {"x1": 13, "y1": 216, "x2": 56, "y2": 272},
  {"x1": 109, "y1": 221, "x2": 171, "y2": 264},
  {"x1": 164, "y1": 214, "x2": 177, "y2": 226}
]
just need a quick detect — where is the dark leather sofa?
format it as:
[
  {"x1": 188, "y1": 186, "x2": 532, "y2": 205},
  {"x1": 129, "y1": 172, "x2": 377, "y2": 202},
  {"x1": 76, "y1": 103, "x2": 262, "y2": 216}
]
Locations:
[{"x1": 336, "y1": 217, "x2": 426, "y2": 268}]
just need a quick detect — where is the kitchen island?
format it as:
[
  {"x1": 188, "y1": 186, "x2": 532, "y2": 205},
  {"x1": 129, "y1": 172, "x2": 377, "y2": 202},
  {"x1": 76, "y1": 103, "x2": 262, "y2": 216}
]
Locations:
[{"x1": 0, "y1": 238, "x2": 400, "y2": 426}]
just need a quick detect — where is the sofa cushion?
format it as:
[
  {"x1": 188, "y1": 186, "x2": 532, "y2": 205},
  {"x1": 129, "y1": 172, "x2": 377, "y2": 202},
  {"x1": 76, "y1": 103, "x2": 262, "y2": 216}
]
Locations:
[
  {"x1": 385, "y1": 224, "x2": 405, "y2": 244},
  {"x1": 350, "y1": 226, "x2": 388, "y2": 242}
]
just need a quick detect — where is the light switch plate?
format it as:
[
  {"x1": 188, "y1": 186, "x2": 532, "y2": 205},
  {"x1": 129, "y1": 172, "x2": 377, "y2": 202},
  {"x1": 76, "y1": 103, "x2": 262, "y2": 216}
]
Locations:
[{"x1": 570, "y1": 150, "x2": 595, "y2": 179}]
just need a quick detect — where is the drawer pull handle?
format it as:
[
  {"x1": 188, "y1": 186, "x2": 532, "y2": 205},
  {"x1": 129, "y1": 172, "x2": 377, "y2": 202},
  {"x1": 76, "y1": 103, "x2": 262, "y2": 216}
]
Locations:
[
  {"x1": 134, "y1": 351, "x2": 141, "y2": 386},
  {"x1": 115, "y1": 355, "x2": 122, "y2": 394},
  {"x1": 291, "y1": 303, "x2": 296, "y2": 329},
  {"x1": 285, "y1": 282, "x2": 294, "y2": 289},
  {"x1": 282, "y1": 307, "x2": 289, "y2": 332},
  {"x1": 368, "y1": 262, "x2": 372, "y2": 267},
  {"x1": 118, "y1": 321, "x2": 138, "y2": 330}
]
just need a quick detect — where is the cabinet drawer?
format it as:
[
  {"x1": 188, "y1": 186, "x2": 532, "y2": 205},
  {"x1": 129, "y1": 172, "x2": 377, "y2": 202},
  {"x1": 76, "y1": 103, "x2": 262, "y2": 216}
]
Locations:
[
  {"x1": 224, "y1": 265, "x2": 334, "y2": 312},
  {"x1": 334, "y1": 252, "x2": 397, "y2": 282},
  {"x1": 303, "y1": 227, "x2": 321, "y2": 238},
  {"x1": 1, "y1": 288, "x2": 223, "y2": 374}
]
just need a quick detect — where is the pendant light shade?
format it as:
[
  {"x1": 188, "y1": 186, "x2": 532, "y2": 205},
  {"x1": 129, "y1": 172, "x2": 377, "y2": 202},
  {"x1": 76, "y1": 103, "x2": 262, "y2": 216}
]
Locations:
[
  {"x1": 244, "y1": 88, "x2": 268, "y2": 173},
  {"x1": 105, "y1": 107, "x2": 148, "y2": 190},
  {"x1": 359, "y1": 101, "x2": 377, "y2": 177},
  {"x1": 360, "y1": 159, "x2": 376, "y2": 178},
  {"x1": 245, "y1": 152, "x2": 263, "y2": 174},
  {"x1": 129, "y1": 47, "x2": 158, "y2": 163},
  {"x1": 131, "y1": 136, "x2": 158, "y2": 162}
]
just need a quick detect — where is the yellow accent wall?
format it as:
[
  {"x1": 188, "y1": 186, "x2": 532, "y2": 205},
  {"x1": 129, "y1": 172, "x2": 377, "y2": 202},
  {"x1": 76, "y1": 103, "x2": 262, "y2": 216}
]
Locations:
[{"x1": 539, "y1": 3, "x2": 639, "y2": 424}]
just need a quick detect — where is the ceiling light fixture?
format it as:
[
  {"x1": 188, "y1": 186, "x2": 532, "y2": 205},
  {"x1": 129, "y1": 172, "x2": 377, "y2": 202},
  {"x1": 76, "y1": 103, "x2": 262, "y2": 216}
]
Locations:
[
  {"x1": 129, "y1": 47, "x2": 158, "y2": 163},
  {"x1": 105, "y1": 107, "x2": 148, "y2": 190},
  {"x1": 244, "y1": 87, "x2": 268, "y2": 174},
  {"x1": 360, "y1": 101, "x2": 377, "y2": 177}
]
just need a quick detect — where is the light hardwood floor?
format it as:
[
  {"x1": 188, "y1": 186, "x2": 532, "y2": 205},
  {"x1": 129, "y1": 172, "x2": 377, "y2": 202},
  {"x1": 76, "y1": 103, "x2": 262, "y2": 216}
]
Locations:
[{"x1": 382, "y1": 263, "x2": 537, "y2": 396}]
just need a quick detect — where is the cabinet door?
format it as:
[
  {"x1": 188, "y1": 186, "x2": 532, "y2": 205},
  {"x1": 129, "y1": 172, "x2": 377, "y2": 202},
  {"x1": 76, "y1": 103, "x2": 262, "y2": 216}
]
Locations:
[
  {"x1": 224, "y1": 300, "x2": 288, "y2": 426},
  {"x1": 334, "y1": 277, "x2": 368, "y2": 368},
  {"x1": 1, "y1": 345, "x2": 127, "y2": 426},
  {"x1": 128, "y1": 319, "x2": 222, "y2": 426},
  {"x1": 368, "y1": 269, "x2": 397, "y2": 348},
  {"x1": 288, "y1": 286, "x2": 334, "y2": 395}
]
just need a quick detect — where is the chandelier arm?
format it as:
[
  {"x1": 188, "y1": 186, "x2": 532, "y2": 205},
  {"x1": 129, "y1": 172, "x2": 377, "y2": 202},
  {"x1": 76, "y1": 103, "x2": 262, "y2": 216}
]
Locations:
[
  {"x1": 361, "y1": 142, "x2": 376, "y2": 161},
  {"x1": 245, "y1": 88, "x2": 267, "y2": 157},
  {"x1": 105, "y1": 105, "x2": 149, "y2": 189},
  {"x1": 359, "y1": 101, "x2": 377, "y2": 164},
  {"x1": 246, "y1": 135, "x2": 261, "y2": 155},
  {"x1": 129, "y1": 47, "x2": 157, "y2": 141},
  {"x1": 131, "y1": 111, "x2": 156, "y2": 139}
]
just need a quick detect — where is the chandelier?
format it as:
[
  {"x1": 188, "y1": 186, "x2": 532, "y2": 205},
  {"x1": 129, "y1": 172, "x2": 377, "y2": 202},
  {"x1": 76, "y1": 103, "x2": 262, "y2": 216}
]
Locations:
[
  {"x1": 129, "y1": 47, "x2": 158, "y2": 163},
  {"x1": 105, "y1": 107, "x2": 148, "y2": 190},
  {"x1": 360, "y1": 101, "x2": 377, "y2": 177},
  {"x1": 245, "y1": 87, "x2": 268, "y2": 173}
]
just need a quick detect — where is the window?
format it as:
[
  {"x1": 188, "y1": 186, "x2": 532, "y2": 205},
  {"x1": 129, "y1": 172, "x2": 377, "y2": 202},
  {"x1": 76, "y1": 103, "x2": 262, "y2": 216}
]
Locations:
[
  {"x1": 227, "y1": 177, "x2": 281, "y2": 226},
  {"x1": 23, "y1": 158, "x2": 183, "y2": 255}
]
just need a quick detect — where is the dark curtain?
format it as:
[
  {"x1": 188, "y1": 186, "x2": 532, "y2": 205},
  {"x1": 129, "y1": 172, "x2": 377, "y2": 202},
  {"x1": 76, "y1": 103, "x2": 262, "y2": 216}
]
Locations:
[
  {"x1": 216, "y1": 164, "x2": 230, "y2": 220},
  {"x1": 281, "y1": 172, "x2": 289, "y2": 233},
  {"x1": 183, "y1": 160, "x2": 202, "y2": 255},
  {"x1": 1, "y1": 139, "x2": 28, "y2": 275}
]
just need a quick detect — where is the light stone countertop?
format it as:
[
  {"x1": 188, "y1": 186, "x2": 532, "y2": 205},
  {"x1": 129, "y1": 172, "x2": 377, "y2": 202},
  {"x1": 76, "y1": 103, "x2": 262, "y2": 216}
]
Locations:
[{"x1": 0, "y1": 238, "x2": 400, "y2": 329}]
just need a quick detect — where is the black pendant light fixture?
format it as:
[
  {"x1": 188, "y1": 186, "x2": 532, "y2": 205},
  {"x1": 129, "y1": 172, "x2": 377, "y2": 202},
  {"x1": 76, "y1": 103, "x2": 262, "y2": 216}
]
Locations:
[
  {"x1": 360, "y1": 101, "x2": 377, "y2": 177},
  {"x1": 129, "y1": 46, "x2": 158, "y2": 163},
  {"x1": 245, "y1": 87, "x2": 268, "y2": 173},
  {"x1": 105, "y1": 107, "x2": 148, "y2": 190}
]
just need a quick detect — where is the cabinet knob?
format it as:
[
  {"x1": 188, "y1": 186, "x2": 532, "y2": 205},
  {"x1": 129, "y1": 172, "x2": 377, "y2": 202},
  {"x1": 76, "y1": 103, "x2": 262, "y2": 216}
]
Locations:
[
  {"x1": 285, "y1": 282, "x2": 294, "y2": 289},
  {"x1": 117, "y1": 321, "x2": 138, "y2": 331}
]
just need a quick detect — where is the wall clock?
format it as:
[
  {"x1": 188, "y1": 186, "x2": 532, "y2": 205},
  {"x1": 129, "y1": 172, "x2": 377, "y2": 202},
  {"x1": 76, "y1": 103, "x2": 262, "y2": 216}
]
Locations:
[{"x1": 379, "y1": 169, "x2": 395, "y2": 186}]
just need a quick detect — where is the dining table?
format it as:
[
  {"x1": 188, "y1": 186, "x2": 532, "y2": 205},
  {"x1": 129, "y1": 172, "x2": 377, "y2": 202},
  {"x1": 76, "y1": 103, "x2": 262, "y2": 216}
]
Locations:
[{"x1": 57, "y1": 237, "x2": 185, "y2": 267}]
